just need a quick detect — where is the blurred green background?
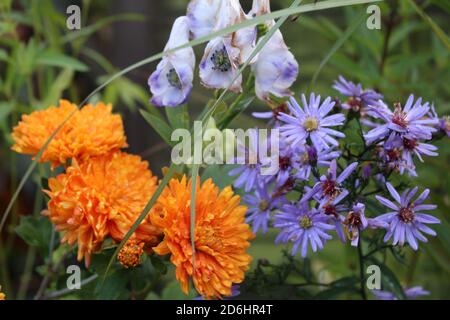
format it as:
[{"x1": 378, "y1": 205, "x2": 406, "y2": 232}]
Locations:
[{"x1": 0, "y1": 0, "x2": 448, "y2": 299}]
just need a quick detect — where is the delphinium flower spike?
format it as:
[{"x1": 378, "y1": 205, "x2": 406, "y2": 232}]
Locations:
[{"x1": 148, "y1": 16, "x2": 195, "y2": 107}]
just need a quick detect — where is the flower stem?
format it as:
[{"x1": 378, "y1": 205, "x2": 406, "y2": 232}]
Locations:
[{"x1": 357, "y1": 240, "x2": 367, "y2": 300}]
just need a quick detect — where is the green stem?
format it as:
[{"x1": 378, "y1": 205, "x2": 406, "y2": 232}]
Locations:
[{"x1": 357, "y1": 240, "x2": 367, "y2": 300}]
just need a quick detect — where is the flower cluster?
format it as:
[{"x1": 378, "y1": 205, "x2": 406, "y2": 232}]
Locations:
[
  {"x1": 12, "y1": 100, "x2": 254, "y2": 299},
  {"x1": 230, "y1": 75, "x2": 447, "y2": 298},
  {"x1": 148, "y1": 0, "x2": 299, "y2": 107}
]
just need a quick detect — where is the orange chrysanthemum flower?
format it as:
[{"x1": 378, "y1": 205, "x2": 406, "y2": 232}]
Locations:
[
  {"x1": 150, "y1": 176, "x2": 254, "y2": 299},
  {"x1": 44, "y1": 151, "x2": 161, "y2": 266},
  {"x1": 12, "y1": 100, "x2": 127, "y2": 168},
  {"x1": 0, "y1": 286, "x2": 5, "y2": 300}
]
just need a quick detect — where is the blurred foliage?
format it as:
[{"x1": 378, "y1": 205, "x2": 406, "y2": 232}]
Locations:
[{"x1": 0, "y1": 0, "x2": 448, "y2": 300}]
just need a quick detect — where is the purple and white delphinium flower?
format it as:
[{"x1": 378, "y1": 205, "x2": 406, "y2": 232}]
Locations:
[
  {"x1": 251, "y1": 29, "x2": 299, "y2": 101},
  {"x1": 199, "y1": 0, "x2": 244, "y2": 93},
  {"x1": 274, "y1": 201, "x2": 334, "y2": 257},
  {"x1": 333, "y1": 76, "x2": 383, "y2": 112},
  {"x1": 302, "y1": 160, "x2": 358, "y2": 202},
  {"x1": 279, "y1": 93, "x2": 346, "y2": 150},
  {"x1": 374, "y1": 183, "x2": 440, "y2": 250},
  {"x1": 292, "y1": 145, "x2": 340, "y2": 181},
  {"x1": 244, "y1": 183, "x2": 286, "y2": 234},
  {"x1": 187, "y1": 0, "x2": 221, "y2": 39},
  {"x1": 372, "y1": 286, "x2": 430, "y2": 300},
  {"x1": 148, "y1": 16, "x2": 195, "y2": 107},
  {"x1": 364, "y1": 95, "x2": 438, "y2": 144}
]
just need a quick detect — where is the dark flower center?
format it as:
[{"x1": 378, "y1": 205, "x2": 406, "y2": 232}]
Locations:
[
  {"x1": 392, "y1": 103, "x2": 408, "y2": 128},
  {"x1": 348, "y1": 97, "x2": 362, "y2": 111},
  {"x1": 323, "y1": 204, "x2": 338, "y2": 218},
  {"x1": 272, "y1": 103, "x2": 288, "y2": 120},
  {"x1": 166, "y1": 68, "x2": 182, "y2": 89},
  {"x1": 322, "y1": 179, "x2": 340, "y2": 197},
  {"x1": 279, "y1": 156, "x2": 291, "y2": 171},
  {"x1": 258, "y1": 200, "x2": 270, "y2": 211},
  {"x1": 403, "y1": 138, "x2": 418, "y2": 151},
  {"x1": 344, "y1": 211, "x2": 362, "y2": 227},
  {"x1": 386, "y1": 148, "x2": 401, "y2": 161},
  {"x1": 211, "y1": 46, "x2": 232, "y2": 72},
  {"x1": 399, "y1": 207, "x2": 415, "y2": 223}
]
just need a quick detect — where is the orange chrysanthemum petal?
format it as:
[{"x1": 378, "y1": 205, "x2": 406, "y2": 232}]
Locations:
[
  {"x1": 44, "y1": 151, "x2": 161, "y2": 266},
  {"x1": 150, "y1": 176, "x2": 254, "y2": 299},
  {"x1": 12, "y1": 100, "x2": 127, "y2": 168}
]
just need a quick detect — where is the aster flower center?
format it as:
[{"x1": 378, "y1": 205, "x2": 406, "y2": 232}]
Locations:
[
  {"x1": 344, "y1": 211, "x2": 361, "y2": 228},
  {"x1": 323, "y1": 204, "x2": 338, "y2": 218},
  {"x1": 258, "y1": 200, "x2": 270, "y2": 211},
  {"x1": 299, "y1": 215, "x2": 313, "y2": 229},
  {"x1": 322, "y1": 179, "x2": 340, "y2": 197},
  {"x1": 211, "y1": 46, "x2": 232, "y2": 72},
  {"x1": 166, "y1": 68, "x2": 182, "y2": 89},
  {"x1": 298, "y1": 151, "x2": 309, "y2": 164},
  {"x1": 303, "y1": 117, "x2": 319, "y2": 132},
  {"x1": 387, "y1": 148, "x2": 401, "y2": 161},
  {"x1": 392, "y1": 104, "x2": 408, "y2": 128},
  {"x1": 348, "y1": 97, "x2": 362, "y2": 111},
  {"x1": 272, "y1": 103, "x2": 288, "y2": 120},
  {"x1": 403, "y1": 138, "x2": 418, "y2": 151},
  {"x1": 399, "y1": 207, "x2": 415, "y2": 223},
  {"x1": 279, "y1": 156, "x2": 291, "y2": 170}
]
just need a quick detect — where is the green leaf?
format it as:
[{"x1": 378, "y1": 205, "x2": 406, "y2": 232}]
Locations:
[
  {"x1": 217, "y1": 96, "x2": 254, "y2": 129},
  {"x1": 150, "y1": 255, "x2": 168, "y2": 275},
  {"x1": 36, "y1": 51, "x2": 89, "y2": 72},
  {"x1": 40, "y1": 68, "x2": 74, "y2": 108},
  {"x1": 407, "y1": 0, "x2": 450, "y2": 50},
  {"x1": 94, "y1": 269, "x2": 129, "y2": 300},
  {"x1": 139, "y1": 109, "x2": 174, "y2": 146},
  {"x1": 165, "y1": 104, "x2": 189, "y2": 130},
  {"x1": 15, "y1": 215, "x2": 53, "y2": 257},
  {"x1": 368, "y1": 257, "x2": 407, "y2": 300},
  {"x1": 161, "y1": 280, "x2": 197, "y2": 300},
  {"x1": 311, "y1": 11, "x2": 365, "y2": 86},
  {"x1": 314, "y1": 277, "x2": 359, "y2": 299}
]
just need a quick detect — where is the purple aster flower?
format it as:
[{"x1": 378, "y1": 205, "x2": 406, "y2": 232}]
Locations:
[
  {"x1": 364, "y1": 95, "x2": 438, "y2": 144},
  {"x1": 148, "y1": 16, "x2": 195, "y2": 107},
  {"x1": 429, "y1": 104, "x2": 450, "y2": 138},
  {"x1": 372, "y1": 286, "x2": 430, "y2": 300},
  {"x1": 229, "y1": 129, "x2": 269, "y2": 192},
  {"x1": 317, "y1": 189, "x2": 349, "y2": 243},
  {"x1": 278, "y1": 93, "x2": 346, "y2": 151},
  {"x1": 342, "y1": 203, "x2": 386, "y2": 246},
  {"x1": 333, "y1": 76, "x2": 383, "y2": 112},
  {"x1": 272, "y1": 141, "x2": 295, "y2": 187},
  {"x1": 374, "y1": 183, "x2": 440, "y2": 250},
  {"x1": 274, "y1": 201, "x2": 334, "y2": 257},
  {"x1": 377, "y1": 138, "x2": 412, "y2": 176},
  {"x1": 244, "y1": 183, "x2": 286, "y2": 234},
  {"x1": 302, "y1": 160, "x2": 358, "y2": 202},
  {"x1": 292, "y1": 145, "x2": 340, "y2": 181}
]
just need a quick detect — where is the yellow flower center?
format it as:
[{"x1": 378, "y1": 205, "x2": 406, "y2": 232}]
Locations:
[
  {"x1": 118, "y1": 240, "x2": 145, "y2": 268},
  {"x1": 300, "y1": 215, "x2": 313, "y2": 229},
  {"x1": 258, "y1": 200, "x2": 269, "y2": 211},
  {"x1": 303, "y1": 117, "x2": 319, "y2": 132}
]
